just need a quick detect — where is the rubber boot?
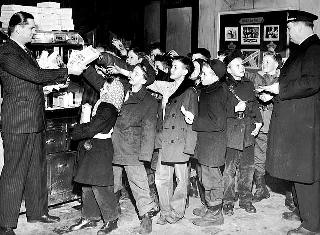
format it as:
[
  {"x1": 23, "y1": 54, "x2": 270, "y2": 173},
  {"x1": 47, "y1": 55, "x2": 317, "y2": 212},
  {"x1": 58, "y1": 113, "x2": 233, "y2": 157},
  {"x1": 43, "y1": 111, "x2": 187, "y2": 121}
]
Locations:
[{"x1": 252, "y1": 170, "x2": 270, "y2": 203}]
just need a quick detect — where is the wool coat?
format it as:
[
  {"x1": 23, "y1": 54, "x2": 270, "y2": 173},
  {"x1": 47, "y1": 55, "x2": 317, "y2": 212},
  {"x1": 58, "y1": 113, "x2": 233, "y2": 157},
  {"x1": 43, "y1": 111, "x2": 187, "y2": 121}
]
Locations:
[
  {"x1": 266, "y1": 34, "x2": 320, "y2": 183},
  {"x1": 158, "y1": 80, "x2": 198, "y2": 163},
  {"x1": 193, "y1": 82, "x2": 229, "y2": 167},
  {"x1": 71, "y1": 102, "x2": 118, "y2": 186},
  {"x1": 112, "y1": 87, "x2": 158, "y2": 165}
]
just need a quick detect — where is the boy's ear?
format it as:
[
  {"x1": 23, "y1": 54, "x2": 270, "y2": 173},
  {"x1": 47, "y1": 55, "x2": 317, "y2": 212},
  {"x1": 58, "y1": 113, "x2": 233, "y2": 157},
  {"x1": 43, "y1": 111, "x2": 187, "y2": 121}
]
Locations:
[{"x1": 182, "y1": 68, "x2": 188, "y2": 76}]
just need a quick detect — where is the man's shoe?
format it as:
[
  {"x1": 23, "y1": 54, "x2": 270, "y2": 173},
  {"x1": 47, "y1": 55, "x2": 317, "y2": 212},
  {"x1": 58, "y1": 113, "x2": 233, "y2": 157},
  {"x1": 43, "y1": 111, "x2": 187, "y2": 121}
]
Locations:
[
  {"x1": 27, "y1": 214, "x2": 60, "y2": 223},
  {"x1": 282, "y1": 208, "x2": 301, "y2": 221},
  {"x1": 69, "y1": 218, "x2": 98, "y2": 231},
  {"x1": 192, "y1": 204, "x2": 207, "y2": 217},
  {"x1": 0, "y1": 227, "x2": 16, "y2": 235},
  {"x1": 97, "y1": 219, "x2": 118, "y2": 235},
  {"x1": 287, "y1": 225, "x2": 318, "y2": 235},
  {"x1": 239, "y1": 202, "x2": 257, "y2": 213},
  {"x1": 222, "y1": 203, "x2": 234, "y2": 216},
  {"x1": 192, "y1": 204, "x2": 224, "y2": 227}
]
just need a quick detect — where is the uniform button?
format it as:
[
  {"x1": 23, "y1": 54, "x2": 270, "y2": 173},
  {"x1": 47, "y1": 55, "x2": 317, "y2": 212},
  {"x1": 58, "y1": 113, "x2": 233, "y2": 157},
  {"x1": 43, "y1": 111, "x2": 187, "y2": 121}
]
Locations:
[
  {"x1": 172, "y1": 126, "x2": 175, "y2": 129},
  {"x1": 171, "y1": 140, "x2": 174, "y2": 143}
]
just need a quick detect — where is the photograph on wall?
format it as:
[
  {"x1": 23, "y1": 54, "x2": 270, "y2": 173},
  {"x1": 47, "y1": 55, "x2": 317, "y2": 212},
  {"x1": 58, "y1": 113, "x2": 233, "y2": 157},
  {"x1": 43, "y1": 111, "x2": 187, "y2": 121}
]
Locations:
[
  {"x1": 241, "y1": 25, "x2": 260, "y2": 45},
  {"x1": 241, "y1": 49, "x2": 260, "y2": 69},
  {"x1": 225, "y1": 27, "x2": 238, "y2": 41},
  {"x1": 264, "y1": 25, "x2": 279, "y2": 41}
]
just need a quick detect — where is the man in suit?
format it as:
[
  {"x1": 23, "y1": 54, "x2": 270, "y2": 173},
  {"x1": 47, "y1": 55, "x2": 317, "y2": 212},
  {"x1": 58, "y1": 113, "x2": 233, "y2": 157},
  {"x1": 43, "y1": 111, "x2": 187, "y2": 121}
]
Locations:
[
  {"x1": 260, "y1": 10, "x2": 320, "y2": 235},
  {"x1": 0, "y1": 11, "x2": 83, "y2": 235}
]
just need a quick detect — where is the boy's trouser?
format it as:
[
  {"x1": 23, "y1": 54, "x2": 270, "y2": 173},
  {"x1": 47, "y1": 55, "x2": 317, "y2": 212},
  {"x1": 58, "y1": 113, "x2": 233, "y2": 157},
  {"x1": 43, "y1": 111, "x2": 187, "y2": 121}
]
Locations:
[
  {"x1": 155, "y1": 158, "x2": 188, "y2": 218},
  {"x1": 223, "y1": 146, "x2": 255, "y2": 204},
  {"x1": 82, "y1": 185, "x2": 120, "y2": 222},
  {"x1": 113, "y1": 164, "x2": 156, "y2": 216},
  {"x1": 200, "y1": 165, "x2": 224, "y2": 207},
  {"x1": 254, "y1": 133, "x2": 268, "y2": 174}
]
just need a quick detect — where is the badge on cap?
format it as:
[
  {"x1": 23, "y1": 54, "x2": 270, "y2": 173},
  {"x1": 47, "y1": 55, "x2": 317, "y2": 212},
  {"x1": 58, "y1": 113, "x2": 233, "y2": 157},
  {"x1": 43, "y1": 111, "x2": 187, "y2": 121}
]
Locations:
[{"x1": 287, "y1": 10, "x2": 318, "y2": 23}]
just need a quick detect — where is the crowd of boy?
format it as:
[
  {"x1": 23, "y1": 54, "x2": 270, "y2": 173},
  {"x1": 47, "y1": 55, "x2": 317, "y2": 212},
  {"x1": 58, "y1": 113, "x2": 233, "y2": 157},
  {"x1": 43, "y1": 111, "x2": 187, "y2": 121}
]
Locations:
[{"x1": 1, "y1": 10, "x2": 320, "y2": 235}]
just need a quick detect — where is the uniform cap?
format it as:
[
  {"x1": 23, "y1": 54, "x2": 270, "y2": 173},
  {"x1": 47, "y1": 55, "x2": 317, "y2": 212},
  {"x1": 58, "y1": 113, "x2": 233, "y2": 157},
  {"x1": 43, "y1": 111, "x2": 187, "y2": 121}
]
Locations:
[{"x1": 287, "y1": 10, "x2": 318, "y2": 23}]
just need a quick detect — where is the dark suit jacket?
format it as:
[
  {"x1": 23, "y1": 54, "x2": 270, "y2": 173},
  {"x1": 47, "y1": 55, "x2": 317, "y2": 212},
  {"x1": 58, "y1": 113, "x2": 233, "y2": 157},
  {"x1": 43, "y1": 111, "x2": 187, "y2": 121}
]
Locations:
[{"x1": 0, "y1": 39, "x2": 67, "y2": 133}]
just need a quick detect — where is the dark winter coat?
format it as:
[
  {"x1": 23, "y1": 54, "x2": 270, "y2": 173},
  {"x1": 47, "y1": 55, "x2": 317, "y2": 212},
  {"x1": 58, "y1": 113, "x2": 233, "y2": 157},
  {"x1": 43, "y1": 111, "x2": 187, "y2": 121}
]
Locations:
[
  {"x1": 71, "y1": 102, "x2": 118, "y2": 186},
  {"x1": 192, "y1": 82, "x2": 229, "y2": 167},
  {"x1": 225, "y1": 76, "x2": 262, "y2": 150},
  {"x1": 266, "y1": 34, "x2": 320, "y2": 183},
  {"x1": 158, "y1": 79, "x2": 198, "y2": 163},
  {"x1": 112, "y1": 87, "x2": 158, "y2": 165}
]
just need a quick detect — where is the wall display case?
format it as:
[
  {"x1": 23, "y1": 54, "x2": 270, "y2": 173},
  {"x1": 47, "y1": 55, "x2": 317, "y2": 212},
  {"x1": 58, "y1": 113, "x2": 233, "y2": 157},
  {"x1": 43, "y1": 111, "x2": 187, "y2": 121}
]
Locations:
[
  {"x1": 218, "y1": 9, "x2": 292, "y2": 70},
  {"x1": 29, "y1": 31, "x2": 84, "y2": 206}
]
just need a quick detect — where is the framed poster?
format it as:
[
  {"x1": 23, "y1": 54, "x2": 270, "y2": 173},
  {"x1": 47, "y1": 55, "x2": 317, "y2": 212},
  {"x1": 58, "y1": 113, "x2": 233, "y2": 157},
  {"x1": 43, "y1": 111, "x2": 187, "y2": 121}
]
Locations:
[
  {"x1": 264, "y1": 25, "x2": 279, "y2": 41},
  {"x1": 225, "y1": 27, "x2": 238, "y2": 41},
  {"x1": 241, "y1": 49, "x2": 260, "y2": 69},
  {"x1": 241, "y1": 25, "x2": 260, "y2": 45}
]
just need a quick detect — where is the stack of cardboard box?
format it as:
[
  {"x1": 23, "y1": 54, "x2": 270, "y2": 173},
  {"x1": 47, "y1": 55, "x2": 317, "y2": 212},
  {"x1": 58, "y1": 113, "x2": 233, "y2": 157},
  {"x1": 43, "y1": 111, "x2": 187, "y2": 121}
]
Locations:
[{"x1": 0, "y1": 2, "x2": 74, "y2": 31}]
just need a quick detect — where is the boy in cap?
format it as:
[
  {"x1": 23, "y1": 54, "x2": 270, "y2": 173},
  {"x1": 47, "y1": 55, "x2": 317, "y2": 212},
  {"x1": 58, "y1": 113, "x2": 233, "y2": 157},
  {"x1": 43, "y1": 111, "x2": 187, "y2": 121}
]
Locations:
[
  {"x1": 191, "y1": 59, "x2": 229, "y2": 226},
  {"x1": 259, "y1": 10, "x2": 320, "y2": 234},
  {"x1": 222, "y1": 50, "x2": 263, "y2": 215}
]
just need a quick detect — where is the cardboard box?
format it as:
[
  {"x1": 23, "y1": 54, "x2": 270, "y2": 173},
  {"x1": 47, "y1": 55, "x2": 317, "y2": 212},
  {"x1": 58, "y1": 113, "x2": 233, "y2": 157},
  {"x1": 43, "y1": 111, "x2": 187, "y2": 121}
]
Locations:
[
  {"x1": 59, "y1": 8, "x2": 72, "y2": 17},
  {"x1": 37, "y1": 2, "x2": 60, "y2": 9}
]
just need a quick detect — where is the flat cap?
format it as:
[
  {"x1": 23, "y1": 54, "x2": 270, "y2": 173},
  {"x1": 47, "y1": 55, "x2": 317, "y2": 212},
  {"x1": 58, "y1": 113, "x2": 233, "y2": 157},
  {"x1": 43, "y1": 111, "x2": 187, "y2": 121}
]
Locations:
[
  {"x1": 207, "y1": 59, "x2": 226, "y2": 79},
  {"x1": 223, "y1": 49, "x2": 243, "y2": 66},
  {"x1": 287, "y1": 10, "x2": 318, "y2": 23}
]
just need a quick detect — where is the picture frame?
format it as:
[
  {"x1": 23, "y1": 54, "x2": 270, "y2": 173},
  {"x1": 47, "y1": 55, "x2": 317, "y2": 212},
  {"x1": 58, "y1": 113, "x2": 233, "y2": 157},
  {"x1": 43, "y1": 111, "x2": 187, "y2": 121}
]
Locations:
[
  {"x1": 240, "y1": 25, "x2": 260, "y2": 45},
  {"x1": 241, "y1": 49, "x2": 260, "y2": 69},
  {"x1": 264, "y1": 25, "x2": 279, "y2": 41},
  {"x1": 225, "y1": 27, "x2": 238, "y2": 41}
]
